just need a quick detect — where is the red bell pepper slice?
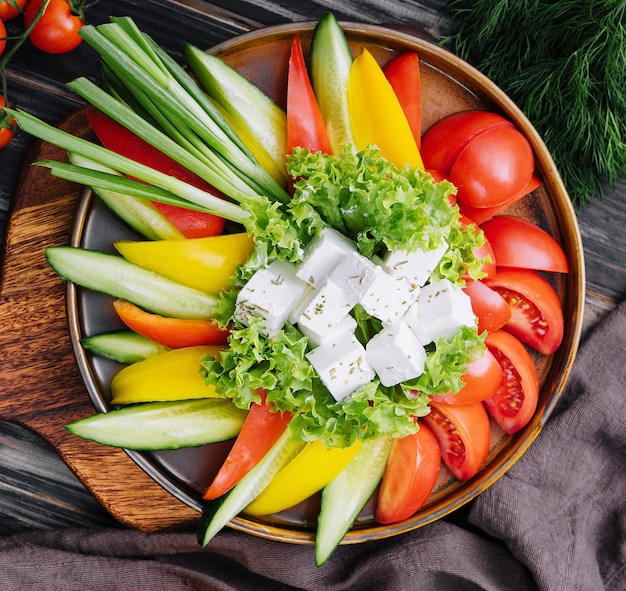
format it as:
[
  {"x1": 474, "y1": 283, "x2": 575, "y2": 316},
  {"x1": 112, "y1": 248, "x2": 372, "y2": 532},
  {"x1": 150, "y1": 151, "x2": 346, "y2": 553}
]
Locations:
[
  {"x1": 286, "y1": 34, "x2": 332, "y2": 156},
  {"x1": 87, "y1": 111, "x2": 226, "y2": 238},
  {"x1": 203, "y1": 390, "x2": 293, "y2": 500},
  {"x1": 112, "y1": 299, "x2": 229, "y2": 349},
  {"x1": 383, "y1": 51, "x2": 422, "y2": 148}
]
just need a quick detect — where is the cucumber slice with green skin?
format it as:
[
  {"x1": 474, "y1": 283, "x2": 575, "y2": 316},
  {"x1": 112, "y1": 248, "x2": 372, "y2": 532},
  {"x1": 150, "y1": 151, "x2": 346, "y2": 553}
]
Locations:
[
  {"x1": 310, "y1": 12, "x2": 355, "y2": 154},
  {"x1": 46, "y1": 246, "x2": 218, "y2": 320},
  {"x1": 197, "y1": 428, "x2": 305, "y2": 546},
  {"x1": 183, "y1": 43, "x2": 289, "y2": 189},
  {"x1": 82, "y1": 330, "x2": 171, "y2": 364},
  {"x1": 315, "y1": 435, "x2": 392, "y2": 566},
  {"x1": 64, "y1": 398, "x2": 247, "y2": 450}
]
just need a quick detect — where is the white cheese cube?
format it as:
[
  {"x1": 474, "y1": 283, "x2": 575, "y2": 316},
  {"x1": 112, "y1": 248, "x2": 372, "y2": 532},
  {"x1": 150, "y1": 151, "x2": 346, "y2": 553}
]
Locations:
[
  {"x1": 328, "y1": 251, "x2": 381, "y2": 300},
  {"x1": 405, "y1": 279, "x2": 475, "y2": 344},
  {"x1": 296, "y1": 227, "x2": 357, "y2": 287},
  {"x1": 299, "y1": 313, "x2": 357, "y2": 348},
  {"x1": 295, "y1": 277, "x2": 356, "y2": 336},
  {"x1": 366, "y1": 322, "x2": 426, "y2": 387},
  {"x1": 383, "y1": 241, "x2": 448, "y2": 286},
  {"x1": 306, "y1": 333, "x2": 375, "y2": 401},
  {"x1": 360, "y1": 270, "x2": 420, "y2": 325},
  {"x1": 234, "y1": 260, "x2": 309, "y2": 337}
]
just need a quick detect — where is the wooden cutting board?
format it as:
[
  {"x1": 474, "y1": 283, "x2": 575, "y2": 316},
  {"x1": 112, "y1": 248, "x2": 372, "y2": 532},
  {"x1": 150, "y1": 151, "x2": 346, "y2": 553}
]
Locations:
[{"x1": 0, "y1": 108, "x2": 199, "y2": 532}]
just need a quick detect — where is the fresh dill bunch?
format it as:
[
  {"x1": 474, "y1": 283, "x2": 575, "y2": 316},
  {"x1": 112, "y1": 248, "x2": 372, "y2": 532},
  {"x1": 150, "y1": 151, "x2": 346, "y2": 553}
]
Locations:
[{"x1": 444, "y1": 0, "x2": 626, "y2": 209}]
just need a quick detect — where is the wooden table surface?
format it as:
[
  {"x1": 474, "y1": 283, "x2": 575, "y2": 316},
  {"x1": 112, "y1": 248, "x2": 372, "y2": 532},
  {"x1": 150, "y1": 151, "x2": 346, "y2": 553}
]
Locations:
[{"x1": 0, "y1": 0, "x2": 624, "y2": 537}]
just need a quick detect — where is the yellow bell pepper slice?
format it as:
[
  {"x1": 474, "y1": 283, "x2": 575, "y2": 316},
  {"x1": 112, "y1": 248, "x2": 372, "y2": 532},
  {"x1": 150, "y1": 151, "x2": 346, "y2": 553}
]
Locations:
[
  {"x1": 114, "y1": 233, "x2": 254, "y2": 295},
  {"x1": 348, "y1": 49, "x2": 423, "y2": 169},
  {"x1": 110, "y1": 345, "x2": 221, "y2": 405},
  {"x1": 244, "y1": 438, "x2": 362, "y2": 516}
]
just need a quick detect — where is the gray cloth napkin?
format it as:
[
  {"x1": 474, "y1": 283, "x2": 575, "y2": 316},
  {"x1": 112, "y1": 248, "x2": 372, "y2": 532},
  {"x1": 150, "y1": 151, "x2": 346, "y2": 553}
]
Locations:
[{"x1": 1, "y1": 300, "x2": 624, "y2": 591}]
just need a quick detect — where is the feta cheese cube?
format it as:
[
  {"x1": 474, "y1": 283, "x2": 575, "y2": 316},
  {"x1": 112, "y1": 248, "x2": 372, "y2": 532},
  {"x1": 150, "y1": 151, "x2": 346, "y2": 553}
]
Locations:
[
  {"x1": 383, "y1": 241, "x2": 448, "y2": 287},
  {"x1": 328, "y1": 251, "x2": 381, "y2": 300},
  {"x1": 295, "y1": 276, "x2": 356, "y2": 336},
  {"x1": 296, "y1": 227, "x2": 357, "y2": 287},
  {"x1": 234, "y1": 260, "x2": 309, "y2": 337},
  {"x1": 360, "y1": 270, "x2": 420, "y2": 325},
  {"x1": 306, "y1": 333, "x2": 375, "y2": 401},
  {"x1": 366, "y1": 322, "x2": 426, "y2": 387},
  {"x1": 299, "y1": 313, "x2": 357, "y2": 348},
  {"x1": 405, "y1": 279, "x2": 475, "y2": 344}
]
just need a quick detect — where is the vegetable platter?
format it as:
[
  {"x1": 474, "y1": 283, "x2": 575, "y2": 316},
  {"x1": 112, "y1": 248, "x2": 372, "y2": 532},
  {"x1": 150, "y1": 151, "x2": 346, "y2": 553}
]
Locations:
[{"x1": 0, "y1": 15, "x2": 584, "y2": 564}]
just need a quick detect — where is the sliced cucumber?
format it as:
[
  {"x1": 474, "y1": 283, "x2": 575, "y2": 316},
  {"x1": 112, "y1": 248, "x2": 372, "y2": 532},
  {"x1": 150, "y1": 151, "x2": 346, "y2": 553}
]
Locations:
[
  {"x1": 310, "y1": 12, "x2": 355, "y2": 154},
  {"x1": 46, "y1": 246, "x2": 218, "y2": 320},
  {"x1": 315, "y1": 435, "x2": 392, "y2": 566},
  {"x1": 64, "y1": 398, "x2": 247, "y2": 450},
  {"x1": 197, "y1": 428, "x2": 305, "y2": 546},
  {"x1": 183, "y1": 43, "x2": 288, "y2": 186},
  {"x1": 82, "y1": 330, "x2": 171, "y2": 364}
]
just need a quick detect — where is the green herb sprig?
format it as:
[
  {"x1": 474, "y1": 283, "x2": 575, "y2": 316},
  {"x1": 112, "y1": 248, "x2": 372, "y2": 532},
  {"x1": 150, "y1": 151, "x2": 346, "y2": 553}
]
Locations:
[{"x1": 444, "y1": 0, "x2": 626, "y2": 208}]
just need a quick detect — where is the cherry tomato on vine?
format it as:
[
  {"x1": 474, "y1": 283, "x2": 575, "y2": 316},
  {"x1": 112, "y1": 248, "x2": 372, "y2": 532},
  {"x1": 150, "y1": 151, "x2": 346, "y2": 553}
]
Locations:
[
  {"x1": 0, "y1": 0, "x2": 28, "y2": 21},
  {"x1": 462, "y1": 279, "x2": 511, "y2": 333},
  {"x1": 0, "y1": 18, "x2": 6, "y2": 56},
  {"x1": 423, "y1": 401, "x2": 490, "y2": 481},
  {"x1": 421, "y1": 110, "x2": 513, "y2": 173},
  {"x1": 484, "y1": 330, "x2": 539, "y2": 434},
  {"x1": 484, "y1": 268, "x2": 564, "y2": 355},
  {"x1": 375, "y1": 422, "x2": 441, "y2": 524},
  {"x1": 430, "y1": 348, "x2": 503, "y2": 405},
  {"x1": 0, "y1": 96, "x2": 16, "y2": 149},
  {"x1": 24, "y1": 0, "x2": 84, "y2": 54},
  {"x1": 480, "y1": 215, "x2": 569, "y2": 273}
]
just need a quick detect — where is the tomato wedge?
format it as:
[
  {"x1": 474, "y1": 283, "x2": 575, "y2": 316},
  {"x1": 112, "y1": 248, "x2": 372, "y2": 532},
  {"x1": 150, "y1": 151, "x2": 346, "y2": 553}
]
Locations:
[
  {"x1": 112, "y1": 299, "x2": 229, "y2": 349},
  {"x1": 480, "y1": 215, "x2": 569, "y2": 273},
  {"x1": 383, "y1": 51, "x2": 421, "y2": 147},
  {"x1": 286, "y1": 34, "x2": 332, "y2": 155},
  {"x1": 484, "y1": 269, "x2": 564, "y2": 355},
  {"x1": 422, "y1": 401, "x2": 490, "y2": 481},
  {"x1": 484, "y1": 330, "x2": 539, "y2": 434},
  {"x1": 463, "y1": 279, "x2": 511, "y2": 333},
  {"x1": 421, "y1": 110, "x2": 513, "y2": 173},
  {"x1": 203, "y1": 390, "x2": 292, "y2": 500},
  {"x1": 430, "y1": 348, "x2": 503, "y2": 405},
  {"x1": 375, "y1": 422, "x2": 440, "y2": 524}
]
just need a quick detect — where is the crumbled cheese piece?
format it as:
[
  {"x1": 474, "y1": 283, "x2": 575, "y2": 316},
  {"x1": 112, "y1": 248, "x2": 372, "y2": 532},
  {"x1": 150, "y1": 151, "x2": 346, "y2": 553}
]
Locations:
[
  {"x1": 306, "y1": 333, "x2": 375, "y2": 401},
  {"x1": 382, "y1": 241, "x2": 448, "y2": 287},
  {"x1": 296, "y1": 227, "x2": 357, "y2": 287},
  {"x1": 327, "y1": 250, "x2": 381, "y2": 300},
  {"x1": 365, "y1": 321, "x2": 426, "y2": 387},
  {"x1": 360, "y1": 269, "x2": 420, "y2": 325},
  {"x1": 234, "y1": 260, "x2": 309, "y2": 337},
  {"x1": 404, "y1": 279, "x2": 475, "y2": 344}
]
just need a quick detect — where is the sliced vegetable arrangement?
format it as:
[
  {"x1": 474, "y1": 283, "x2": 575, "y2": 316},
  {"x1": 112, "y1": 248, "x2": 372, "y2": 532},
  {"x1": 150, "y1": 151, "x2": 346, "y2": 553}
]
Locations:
[{"x1": 7, "y1": 13, "x2": 569, "y2": 565}]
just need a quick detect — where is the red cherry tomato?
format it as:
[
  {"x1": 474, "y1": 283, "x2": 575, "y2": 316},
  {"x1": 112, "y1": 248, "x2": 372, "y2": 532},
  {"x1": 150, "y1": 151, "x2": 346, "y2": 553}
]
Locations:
[
  {"x1": 484, "y1": 269, "x2": 564, "y2": 355},
  {"x1": 0, "y1": 19, "x2": 6, "y2": 56},
  {"x1": 451, "y1": 124, "x2": 535, "y2": 209},
  {"x1": 430, "y1": 348, "x2": 503, "y2": 405},
  {"x1": 462, "y1": 279, "x2": 511, "y2": 333},
  {"x1": 0, "y1": 96, "x2": 15, "y2": 149},
  {"x1": 421, "y1": 110, "x2": 513, "y2": 173},
  {"x1": 459, "y1": 175, "x2": 542, "y2": 224},
  {"x1": 484, "y1": 330, "x2": 539, "y2": 434},
  {"x1": 24, "y1": 0, "x2": 83, "y2": 54},
  {"x1": 0, "y1": 0, "x2": 28, "y2": 21},
  {"x1": 383, "y1": 51, "x2": 421, "y2": 147},
  {"x1": 375, "y1": 422, "x2": 440, "y2": 524},
  {"x1": 480, "y1": 215, "x2": 569, "y2": 273},
  {"x1": 423, "y1": 401, "x2": 490, "y2": 481}
]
